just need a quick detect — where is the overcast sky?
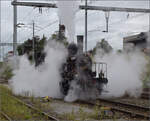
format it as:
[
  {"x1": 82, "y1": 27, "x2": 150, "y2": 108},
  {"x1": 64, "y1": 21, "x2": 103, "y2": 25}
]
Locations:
[{"x1": 0, "y1": 0, "x2": 149, "y2": 57}]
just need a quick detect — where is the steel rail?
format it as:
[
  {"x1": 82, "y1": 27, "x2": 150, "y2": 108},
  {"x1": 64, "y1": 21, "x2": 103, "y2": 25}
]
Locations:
[
  {"x1": 141, "y1": 92, "x2": 150, "y2": 99},
  {"x1": 41, "y1": 97, "x2": 150, "y2": 119},
  {"x1": 109, "y1": 106, "x2": 149, "y2": 119},
  {"x1": 0, "y1": 111, "x2": 12, "y2": 121},
  {"x1": 76, "y1": 99, "x2": 149, "y2": 120},
  {"x1": 5, "y1": 94, "x2": 59, "y2": 121},
  {"x1": 98, "y1": 98, "x2": 150, "y2": 111},
  {"x1": 97, "y1": 98, "x2": 150, "y2": 119}
]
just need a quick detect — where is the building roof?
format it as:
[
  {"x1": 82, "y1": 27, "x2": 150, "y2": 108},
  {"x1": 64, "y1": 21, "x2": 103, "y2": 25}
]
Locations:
[{"x1": 123, "y1": 32, "x2": 148, "y2": 44}]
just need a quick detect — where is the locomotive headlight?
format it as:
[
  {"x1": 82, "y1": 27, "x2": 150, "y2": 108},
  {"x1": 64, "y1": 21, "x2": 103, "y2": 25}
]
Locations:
[{"x1": 75, "y1": 74, "x2": 78, "y2": 78}]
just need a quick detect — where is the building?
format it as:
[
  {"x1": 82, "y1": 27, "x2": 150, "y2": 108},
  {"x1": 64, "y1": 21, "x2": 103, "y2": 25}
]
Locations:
[
  {"x1": 3, "y1": 51, "x2": 14, "y2": 62},
  {"x1": 123, "y1": 32, "x2": 150, "y2": 55}
]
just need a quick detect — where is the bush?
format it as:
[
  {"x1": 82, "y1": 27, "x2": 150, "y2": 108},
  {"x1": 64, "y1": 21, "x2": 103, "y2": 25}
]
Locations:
[{"x1": 2, "y1": 65, "x2": 13, "y2": 80}]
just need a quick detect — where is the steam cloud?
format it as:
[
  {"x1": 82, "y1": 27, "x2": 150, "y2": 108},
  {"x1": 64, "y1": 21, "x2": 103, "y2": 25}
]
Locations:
[
  {"x1": 57, "y1": 0, "x2": 79, "y2": 42},
  {"x1": 10, "y1": 0, "x2": 79, "y2": 99},
  {"x1": 10, "y1": 40, "x2": 67, "y2": 98},
  {"x1": 95, "y1": 50, "x2": 147, "y2": 98},
  {"x1": 9, "y1": 1, "x2": 148, "y2": 101}
]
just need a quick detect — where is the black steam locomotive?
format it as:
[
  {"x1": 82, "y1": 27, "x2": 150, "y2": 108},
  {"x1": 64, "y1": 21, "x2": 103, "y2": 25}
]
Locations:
[{"x1": 59, "y1": 43, "x2": 108, "y2": 96}]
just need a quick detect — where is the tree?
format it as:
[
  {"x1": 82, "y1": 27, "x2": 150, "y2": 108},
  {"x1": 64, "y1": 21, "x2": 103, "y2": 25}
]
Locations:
[
  {"x1": 92, "y1": 39, "x2": 113, "y2": 56},
  {"x1": 17, "y1": 35, "x2": 47, "y2": 64},
  {"x1": 17, "y1": 30, "x2": 68, "y2": 66},
  {"x1": 50, "y1": 31, "x2": 69, "y2": 47}
]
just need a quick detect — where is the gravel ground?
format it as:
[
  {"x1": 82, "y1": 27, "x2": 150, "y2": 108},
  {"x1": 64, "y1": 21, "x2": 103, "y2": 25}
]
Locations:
[
  {"x1": 21, "y1": 97, "x2": 121, "y2": 120},
  {"x1": 16, "y1": 96, "x2": 150, "y2": 121},
  {"x1": 50, "y1": 99, "x2": 93, "y2": 115},
  {"x1": 8, "y1": 86, "x2": 149, "y2": 121}
]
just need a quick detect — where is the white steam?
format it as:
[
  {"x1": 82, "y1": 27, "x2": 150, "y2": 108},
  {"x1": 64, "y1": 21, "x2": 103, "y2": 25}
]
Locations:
[
  {"x1": 95, "y1": 50, "x2": 147, "y2": 98},
  {"x1": 65, "y1": 81, "x2": 99, "y2": 102},
  {"x1": 10, "y1": 40, "x2": 67, "y2": 98},
  {"x1": 10, "y1": 0, "x2": 79, "y2": 99},
  {"x1": 57, "y1": 0, "x2": 79, "y2": 42}
]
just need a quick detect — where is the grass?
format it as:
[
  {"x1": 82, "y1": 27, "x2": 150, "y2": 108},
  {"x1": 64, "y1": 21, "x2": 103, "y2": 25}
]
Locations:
[
  {"x1": 0, "y1": 85, "x2": 48, "y2": 120},
  {"x1": 61, "y1": 108, "x2": 77, "y2": 121},
  {"x1": 1, "y1": 65, "x2": 13, "y2": 80},
  {"x1": 0, "y1": 62, "x2": 13, "y2": 81},
  {"x1": 30, "y1": 96, "x2": 43, "y2": 110},
  {"x1": 0, "y1": 114, "x2": 7, "y2": 120}
]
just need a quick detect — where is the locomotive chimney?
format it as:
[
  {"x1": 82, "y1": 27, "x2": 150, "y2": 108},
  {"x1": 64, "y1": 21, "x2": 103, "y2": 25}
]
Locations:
[
  {"x1": 59, "y1": 24, "x2": 65, "y2": 39},
  {"x1": 77, "y1": 35, "x2": 84, "y2": 54}
]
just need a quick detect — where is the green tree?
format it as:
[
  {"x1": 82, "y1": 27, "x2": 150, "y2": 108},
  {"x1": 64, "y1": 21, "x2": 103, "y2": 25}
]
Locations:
[
  {"x1": 50, "y1": 31, "x2": 68, "y2": 47},
  {"x1": 17, "y1": 35, "x2": 47, "y2": 63},
  {"x1": 92, "y1": 39, "x2": 113, "y2": 56}
]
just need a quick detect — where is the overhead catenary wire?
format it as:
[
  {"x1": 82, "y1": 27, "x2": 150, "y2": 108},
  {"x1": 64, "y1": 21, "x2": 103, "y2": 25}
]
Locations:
[
  {"x1": 87, "y1": 13, "x2": 148, "y2": 34},
  {"x1": 18, "y1": 7, "x2": 35, "y2": 22},
  {"x1": 18, "y1": 11, "x2": 148, "y2": 45},
  {"x1": 6, "y1": 3, "x2": 148, "y2": 43},
  {"x1": 10, "y1": 0, "x2": 99, "y2": 52},
  {"x1": 17, "y1": 0, "x2": 95, "y2": 39},
  {"x1": 9, "y1": 0, "x2": 149, "y2": 53},
  {"x1": 18, "y1": 20, "x2": 58, "y2": 42}
]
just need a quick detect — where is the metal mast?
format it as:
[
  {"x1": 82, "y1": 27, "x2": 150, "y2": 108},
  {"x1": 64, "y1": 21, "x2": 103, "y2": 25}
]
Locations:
[
  {"x1": 0, "y1": 0, "x2": 1, "y2": 61},
  {"x1": 13, "y1": 0, "x2": 17, "y2": 56},
  {"x1": 85, "y1": 0, "x2": 87, "y2": 52},
  {"x1": 149, "y1": 0, "x2": 150, "y2": 32},
  {"x1": 32, "y1": 21, "x2": 35, "y2": 63}
]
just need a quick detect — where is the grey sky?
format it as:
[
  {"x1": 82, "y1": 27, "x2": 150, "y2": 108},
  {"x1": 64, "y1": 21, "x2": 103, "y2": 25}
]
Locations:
[{"x1": 1, "y1": 0, "x2": 149, "y2": 55}]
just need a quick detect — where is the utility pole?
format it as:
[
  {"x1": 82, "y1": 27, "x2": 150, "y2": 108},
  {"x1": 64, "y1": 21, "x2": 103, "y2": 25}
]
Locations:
[
  {"x1": 11, "y1": 1, "x2": 150, "y2": 13},
  {"x1": 13, "y1": 0, "x2": 17, "y2": 56},
  {"x1": 0, "y1": 0, "x2": 1, "y2": 61},
  {"x1": 85, "y1": 0, "x2": 87, "y2": 53},
  {"x1": 32, "y1": 21, "x2": 35, "y2": 63},
  {"x1": 11, "y1": 1, "x2": 150, "y2": 53},
  {"x1": 149, "y1": 0, "x2": 150, "y2": 32}
]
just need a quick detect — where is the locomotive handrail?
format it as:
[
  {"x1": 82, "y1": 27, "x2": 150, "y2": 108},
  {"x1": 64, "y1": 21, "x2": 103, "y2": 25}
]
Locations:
[{"x1": 92, "y1": 62, "x2": 108, "y2": 78}]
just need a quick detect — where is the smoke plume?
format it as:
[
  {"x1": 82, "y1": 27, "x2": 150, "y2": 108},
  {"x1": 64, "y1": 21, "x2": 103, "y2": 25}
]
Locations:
[
  {"x1": 94, "y1": 50, "x2": 147, "y2": 98},
  {"x1": 57, "y1": 0, "x2": 79, "y2": 42},
  {"x1": 10, "y1": 40, "x2": 67, "y2": 98}
]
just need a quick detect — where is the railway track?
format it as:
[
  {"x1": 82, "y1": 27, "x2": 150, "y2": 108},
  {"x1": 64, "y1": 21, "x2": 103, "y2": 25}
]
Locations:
[
  {"x1": 141, "y1": 92, "x2": 150, "y2": 99},
  {"x1": 2, "y1": 94, "x2": 59, "y2": 121},
  {"x1": 0, "y1": 111, "x2": 12, "y2": 121},
  {"x1": 98, "y1": 98, "x2": 149, "y2": 119},
  {"x1": 48, "y1": 97, "x2": 150, "y2": 120},
  {"x1": 141, "y1": 88, "x2": 150, "y2": 99},
  {"x1": 83, "y1": 98, "x2": 150, "y2": 120},
  {"x1": 0, "y1": 80, "x2": 8, "y2": 84},
  {"x1": 49, "y1": 97, "x2": 150, "y2": 120}
]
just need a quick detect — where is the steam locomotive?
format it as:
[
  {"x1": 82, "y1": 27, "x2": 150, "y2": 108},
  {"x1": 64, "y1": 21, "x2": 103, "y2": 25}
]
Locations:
[{"x1": 59, "y1": 43, "x2": 108, "y2": 96}]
